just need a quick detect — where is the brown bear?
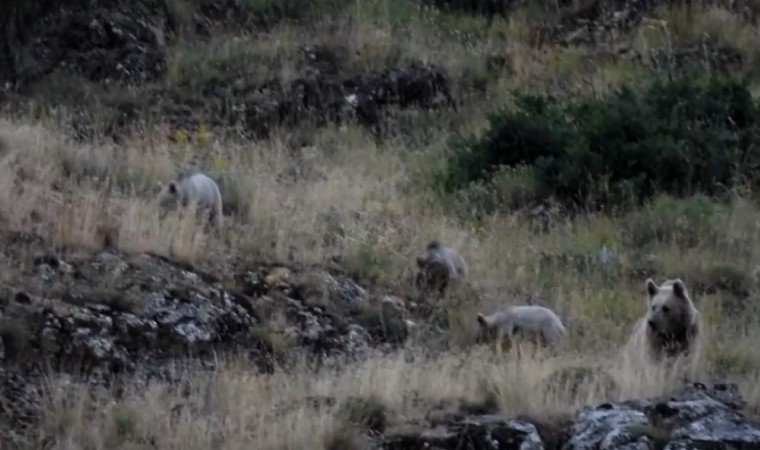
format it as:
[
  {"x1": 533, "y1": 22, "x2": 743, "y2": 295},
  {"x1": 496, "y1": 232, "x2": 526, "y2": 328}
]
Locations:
[
  {"x1": 415, "y1": 240, "x2": 468, "y2": 298},
  {"x1": 158, "y1": 172, "x2": 224, "y2": 230},
  {"x1": 626, "y1": 278, "x2": 702, "y2": 364}
]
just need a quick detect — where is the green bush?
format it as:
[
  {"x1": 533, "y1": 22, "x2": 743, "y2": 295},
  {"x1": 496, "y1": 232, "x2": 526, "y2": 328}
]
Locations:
[
  {"x1": 438, "y1": 75, "x2": 760, "y2": 212},
  {"x1": 420, "y1": 0, "x2": 511, "y2": 16},
  {"x1": 421, "y1": 0, "x2": 565, "y2": 17},
  {"x1": 238, "y1": 0, "x2": 346, "y2": 23},
  {"x1": 622, "y1": 194, "x2": 722, "y2": 249}
]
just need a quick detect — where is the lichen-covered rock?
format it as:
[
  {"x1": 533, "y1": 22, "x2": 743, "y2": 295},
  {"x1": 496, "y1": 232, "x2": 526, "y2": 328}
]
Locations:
[
  {"x1": 2, "y1": 250, "x2": 377, "y2": 377},
  {"x1": 562, "y1": 383, "x2": 760, "y2": 450},
  {"x1": 379, "y1": 382, "x2": 760, "y2": 450},
  {"x1": 1, "y1": 0, "x2": 457, "y2": 141},
  {"x1": 563, "y1": 403, "x2": 651, "y2": 450}
]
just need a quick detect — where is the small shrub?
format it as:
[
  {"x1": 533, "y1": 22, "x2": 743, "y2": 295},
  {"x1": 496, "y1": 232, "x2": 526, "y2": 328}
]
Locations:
[
  {"x1": 238, "y1": 0, "x2": 346, "y2": 24},
  {"x1": 109, "y1": 403, "x2": 138, "y2": 442},
  {"x1": 463, "y1": 377, "x2": 500, "y2": 414},
  {"x1": 682, "y1": 261, "x2": 754, "y2": 315},
  {"x1": 711, "y1": 349, "x2": 759, "y2": 377},
  {"x1": 543, "y1": 365, "x2": 619, "y2": 402},
  {"x1": 438, "y1": 75, "x2": 760, "y2": 212},
  {"x1": 447, "y1": 165, "x2": 540, "y2": 219},
  {"x1": 60, "y1": 288, "x2": 144, "y2": 314},
  {"x1": 95, "y1": 289, "x2": 145, "y2": 314},
  {"x1": 249, "y1": 323, "x2": 294, "y2": 362},
  {"x1": 215, "y1": 173, "x2": 253, "y2": 221},
  {"x1": 693, "y1": 261, "x2": 754, "y2": 298},
  {"x1": 627, "y1": 424, "x2": 672, "y2": 449},
  {"x1": 323, "y1": 425, "x2": 371, "y2": 450},
  {"x1": 335, "y1": 395, "x2": 388, "y2": 434},
  {"x1": 420, "y1": 0, "x2": 517, "y2": 17},
  {"x1": 519, "y1": 413, "x2": 575, "y2": 450},
  {"x1": 342, "y1": 241, "x2": 397, "y2": 286},
  {"x1": 0, "y1": 134, "x2": 8, "y2": 156},
  {"x1": 622, "y1": 194, "x2": 722, "y2": 249},
  {"x1": 355, "y1": 302, "x2": 408, "y2": 345},
  {"x1": 0, "y1": 316, "x2": 34, "y2": 360},
  {"x1": 625, "y1": 252, "x2": 664, "y2": 280}
]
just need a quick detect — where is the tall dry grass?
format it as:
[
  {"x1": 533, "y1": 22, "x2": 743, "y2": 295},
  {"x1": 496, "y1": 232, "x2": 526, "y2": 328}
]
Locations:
[{"x1": 19, "y1": 346, "x2": 727, "y2": 450}]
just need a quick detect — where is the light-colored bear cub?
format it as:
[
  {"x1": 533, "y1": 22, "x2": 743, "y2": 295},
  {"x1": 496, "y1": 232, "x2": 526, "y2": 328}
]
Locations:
[
  {"x1": 626, "y1": 278, "x2": 701, "y2": 364},
  {"x1": 158, "y1": 172, "x2": 224, "y2": 230},
  {"x1": 415, "y1": 240, "x2": 468, "y2": 297},
  {"x1": 476, "y1": 305, "x2": 567, "y2": 352}
]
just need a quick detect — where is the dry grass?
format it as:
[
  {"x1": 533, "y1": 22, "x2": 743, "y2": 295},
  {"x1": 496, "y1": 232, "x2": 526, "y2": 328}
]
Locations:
[
  {"x1": 3, "y1": 1, "x2": 760, "y2": 448},
  {"x1": 19, "y1": 347, "x2": 728, "y2": 450}
]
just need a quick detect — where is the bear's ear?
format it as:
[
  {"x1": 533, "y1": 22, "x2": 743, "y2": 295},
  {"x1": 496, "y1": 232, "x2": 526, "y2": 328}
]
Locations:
[
  {"x1": 477, "y1": 313, "x2": 488, "y2": 328},
  {"x1": 672, "y1": 279, "x2": 687, "y2": 300},
  {"x1": 646, "y1": 278, "x2": 659, "y2": 298}
]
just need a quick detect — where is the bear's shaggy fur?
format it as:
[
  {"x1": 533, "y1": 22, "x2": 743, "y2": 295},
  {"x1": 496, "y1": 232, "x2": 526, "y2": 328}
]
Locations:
[
  {"x1": 158, "y1": 172, "x2": 224, "y2": 230},
  {"x1": 476, "y1": 305, "x2": 567, "y2": 351},
  {"x1": 626, "y1": 278, "x2": 701, "y2": 364},
  {"x1": 415, "y1": 240, "x2": 468, "y2": 297}
]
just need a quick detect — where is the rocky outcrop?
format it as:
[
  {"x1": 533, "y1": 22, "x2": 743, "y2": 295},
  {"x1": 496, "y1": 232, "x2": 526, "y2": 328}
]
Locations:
[
  {"x1": 160, "y1": 57, "x2": 456, "y2": 140},
  {"x1": 0, "y1": 1, "x2": 456, "y2": 140},
  {"x1": 563, "y1": 382, "x2": 760, "y2": 450},
  {"x1": 0, "y1": 0, "x2": 170, "y2": 87},
  {"x1": 379, "y1": 383, "x2": 760, "y2": 449},
  {"x1": 0, "y1": 241, "x2": 417, "y2": 438},
  {"x1": 0, "y1": 249, "x2": 412, "y2": 379},
  {"x1": 0, "y1": 241, "x2": 758, "y2": 450}
]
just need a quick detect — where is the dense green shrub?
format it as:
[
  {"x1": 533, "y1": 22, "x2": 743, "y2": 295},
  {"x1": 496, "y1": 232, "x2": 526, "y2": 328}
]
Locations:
[
  {"x1": 420, "y1": 0, "x2": 512, "y2": 16},
  {"x1": 439, "y1": 75, "x2": 760, "y2": 212},
  {"x1": 235, "y1": 0, "x2": 347, "y2": 24},
  {"x1": 622, "y1": 194, "x2": 723, "y2": 249},
  {"x1": 421, "y1": 0, "x2": 566, "y2": 17}
]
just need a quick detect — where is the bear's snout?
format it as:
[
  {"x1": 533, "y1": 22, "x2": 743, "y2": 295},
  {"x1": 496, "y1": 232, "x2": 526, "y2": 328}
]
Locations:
[{"x1": 647, "y1": 319, "x2": 657, "y2": 331}]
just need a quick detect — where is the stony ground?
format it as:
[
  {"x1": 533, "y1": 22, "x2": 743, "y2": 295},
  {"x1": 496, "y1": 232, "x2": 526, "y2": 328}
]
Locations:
[{"x1": 3, "y1": 0, "x2": 760, "y2": 449}]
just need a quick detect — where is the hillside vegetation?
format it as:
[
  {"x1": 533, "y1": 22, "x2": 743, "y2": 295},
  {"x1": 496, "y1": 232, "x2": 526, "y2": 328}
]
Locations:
[{"x1": 2, "y1": 0, "x2": 760, "y2": 448}]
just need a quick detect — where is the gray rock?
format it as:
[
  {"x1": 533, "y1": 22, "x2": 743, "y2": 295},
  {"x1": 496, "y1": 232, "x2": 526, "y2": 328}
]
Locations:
[
  {"x1": 5, "y1": 251, "x2": 377, "y2": 378},
  {"x1": 563, "y1": 383, "x2": 760, "y2": 450},
  {"x1": 563, "y1": 403, "x2": 651, "y2": 450}
]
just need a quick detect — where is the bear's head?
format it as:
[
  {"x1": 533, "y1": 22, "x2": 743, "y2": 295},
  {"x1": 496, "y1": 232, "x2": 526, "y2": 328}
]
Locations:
[
  {"x1": 158, "y1": 181, "x2": 178, "y2": 205},
  {"x1": 158, "y1": 180, "x2": 190, "y2": 209},
  {"x1": 645, "y1": 278, "x2": 695, "y2": 338},
  {"x1": 475, "y1": 313, "x2": 501, "y2": 343}
]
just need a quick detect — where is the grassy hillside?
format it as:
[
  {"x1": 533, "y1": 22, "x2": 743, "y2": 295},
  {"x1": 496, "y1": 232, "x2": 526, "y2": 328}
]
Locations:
[{"x1": 3, "y1": 0, "x2": 760, "y2": 448}]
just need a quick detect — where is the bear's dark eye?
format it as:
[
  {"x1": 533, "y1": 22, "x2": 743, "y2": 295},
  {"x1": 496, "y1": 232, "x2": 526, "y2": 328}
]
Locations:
[{"x1": 662, "y1": 305, "x2": 670, "y2": 314}]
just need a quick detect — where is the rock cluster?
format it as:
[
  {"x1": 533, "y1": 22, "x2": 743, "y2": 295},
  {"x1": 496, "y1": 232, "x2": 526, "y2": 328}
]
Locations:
[
  {"x1": 1, "y1": 1, "x2": 456, "y2": 140},
  {"x1": 0, "y1": 250, "x2": 399, "y2": 378},
  {"x1": 380, "y1": 383, "x2": 760, "y2": 449}
]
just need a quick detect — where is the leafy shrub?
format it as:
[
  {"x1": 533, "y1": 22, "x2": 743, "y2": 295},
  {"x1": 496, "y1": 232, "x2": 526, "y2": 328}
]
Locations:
[
  {"x1": 421, "y1": 0, "x2": 564, "y2": 17},
  {"x1": 238, "y1": 0, "x2": 346, "y2": 23},
  {"x1": 336, "y1": 395, "x2": 389, "y2": 434},
  {"x1": 543, "y1": 365, "x2": 619, "y2": 401},
  {"x1": 622, "y1": 194, "x2": 722, "y2": 249},
  {"x1": 682, "y1": 261, "x2": 755, "y2": 315},
  {"x1": 420, "y1": 0, "x2": 511, "y2": 16},
  {"x1": 439, "y1": 75, "x2": 760, "y2": 212}
]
